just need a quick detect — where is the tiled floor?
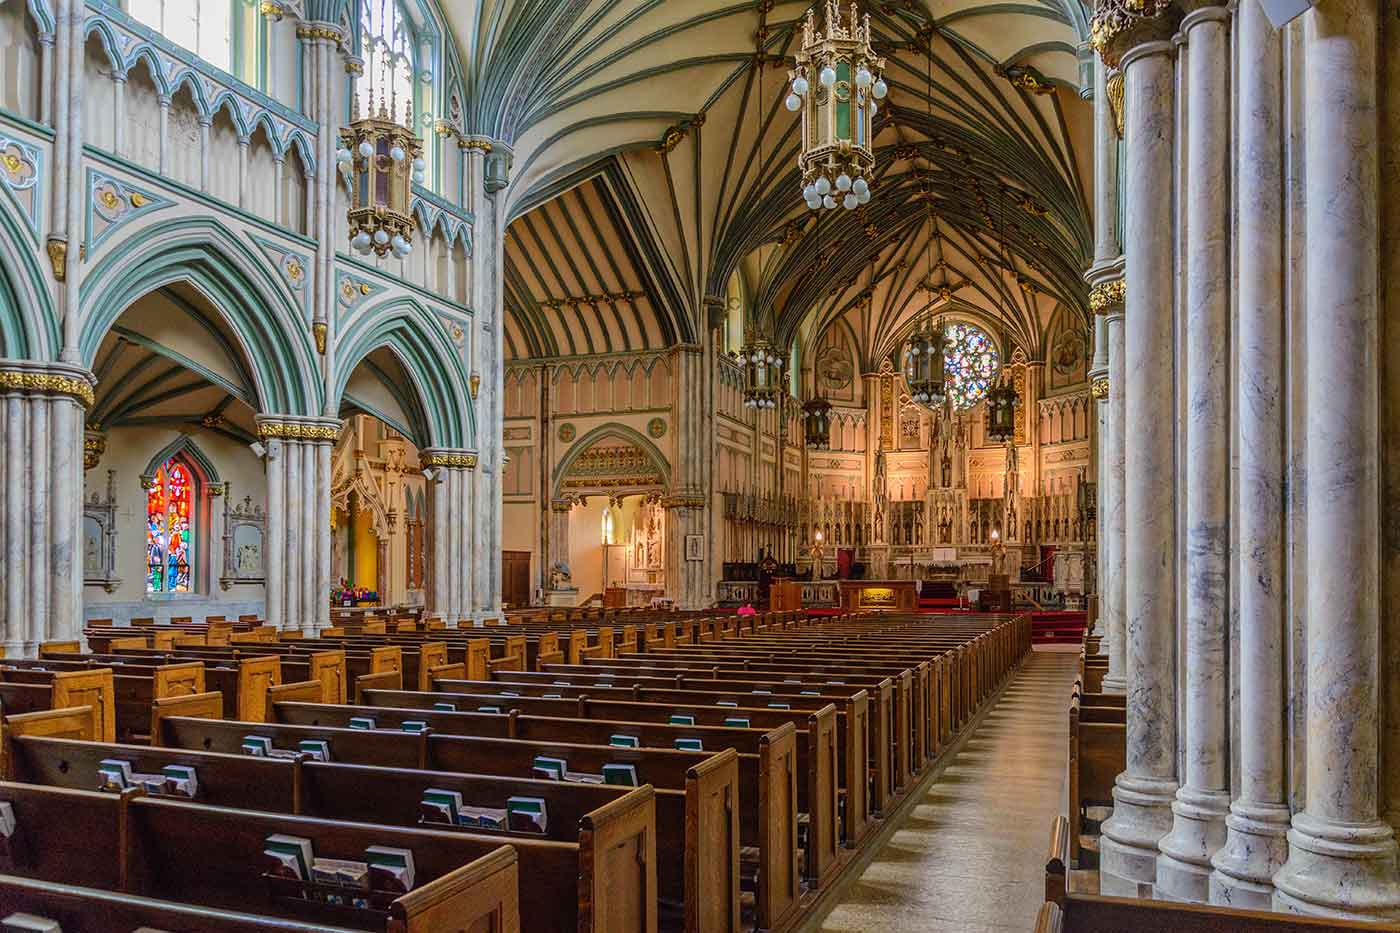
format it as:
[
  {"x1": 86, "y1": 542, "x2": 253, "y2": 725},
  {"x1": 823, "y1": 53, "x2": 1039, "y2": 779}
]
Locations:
[{"x1": 818, "y1": 648, "x2": 1080, "y2": 933}]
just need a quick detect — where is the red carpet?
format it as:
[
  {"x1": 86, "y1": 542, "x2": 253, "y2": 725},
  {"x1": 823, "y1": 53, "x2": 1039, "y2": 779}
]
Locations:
[{"x1": 1030, "y1": 610, "x2": 1087, "y2": 645}]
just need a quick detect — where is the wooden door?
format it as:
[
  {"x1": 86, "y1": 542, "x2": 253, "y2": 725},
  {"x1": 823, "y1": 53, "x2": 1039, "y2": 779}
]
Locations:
[{"x1": 501, "y1": 551, "x2": 532, "y2": 608}]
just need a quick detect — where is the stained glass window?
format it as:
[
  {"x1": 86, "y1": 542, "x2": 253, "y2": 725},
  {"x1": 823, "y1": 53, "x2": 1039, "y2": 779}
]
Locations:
[
  {"x1": 146, "y1": 459, "x2": 194, "y2": 593},
  {"x1": 943, "y1": 322, "x2": 1001, "y2": 410}
]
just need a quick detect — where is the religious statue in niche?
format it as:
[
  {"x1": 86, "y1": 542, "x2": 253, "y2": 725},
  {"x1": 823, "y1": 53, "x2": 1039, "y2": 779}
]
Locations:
[
  {"x1": 83, "y1": 470, "x2": 121, "y2": 593},
  {"x1": 220, "y1": 489, "x2": 266, "y2": 590},
  {"x1": 550, "y1": 561, "x2": 574, "y2": 591}
]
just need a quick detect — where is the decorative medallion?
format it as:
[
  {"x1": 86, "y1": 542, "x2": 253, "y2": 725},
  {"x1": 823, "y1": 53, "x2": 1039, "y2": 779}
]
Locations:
[
  {"x1": 0, "y1": 136, "x2": 41, "y2": 238},
  {"x1": 87, "y1": 170, "x2": 172, "y2": 253},
  {"x1": 647, "y1": 417, "x2": 667, "y2": 438},
  {"x1": 280, "y1": 253, "x2": 308, "y2": 289},
  {"x1": 336, "y1": 271, "x2": 384, "y2": 310},
  {"x1": 557, "y1": 422, "x2": 577, "y2": 443}
]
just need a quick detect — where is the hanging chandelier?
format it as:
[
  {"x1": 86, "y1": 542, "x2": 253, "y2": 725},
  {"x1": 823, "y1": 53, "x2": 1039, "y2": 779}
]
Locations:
[
  {"x1": 335, "y1": 95, "x2": 426, "y2": 259},
  {"x1": 985, "y1": 372, "x2": 1018, "y2": 441},
  {"x1": 803, "y1": 395, "x2": 833, "y2": 448},
  {"x1": 741, "y1": 338, "x2": 785, "y2": 409},
  {"x1": 787, "y1": 0, "x2": 886, "y2": 212},
  {"x1": 904, "y1": 319, "x2": 947, "y2": 407}
]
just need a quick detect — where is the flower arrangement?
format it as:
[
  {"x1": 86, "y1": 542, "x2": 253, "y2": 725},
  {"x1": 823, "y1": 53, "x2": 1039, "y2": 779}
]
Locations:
[{"x1": 331, "y1": 580, "x2": 379, "y2": 606}]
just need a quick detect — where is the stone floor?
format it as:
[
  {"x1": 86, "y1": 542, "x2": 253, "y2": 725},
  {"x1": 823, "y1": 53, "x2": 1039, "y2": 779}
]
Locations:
[{"x1": 818, "y1": 647, "x2": 1081, "y2": 933}]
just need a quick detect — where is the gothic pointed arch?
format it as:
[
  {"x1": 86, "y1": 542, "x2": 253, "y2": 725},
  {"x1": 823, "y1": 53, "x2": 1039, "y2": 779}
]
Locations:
[
  {"x1": 78, "y1": 217, "x2": 317, "y2": 415},
  {"x1": 139, "y1": 434, "x2": 222, "y2": 489},
  {"x1": 0, "y1": 195, "x2": 57, "y2": 359},
  {"x1": 551, "y1": 423, "x2": 672, "y2": 501}
]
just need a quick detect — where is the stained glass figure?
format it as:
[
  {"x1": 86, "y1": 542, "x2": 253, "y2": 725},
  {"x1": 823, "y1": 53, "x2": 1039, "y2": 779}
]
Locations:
[{"x1": 146, "y1": 459, "x2": 194, "y2": 593}]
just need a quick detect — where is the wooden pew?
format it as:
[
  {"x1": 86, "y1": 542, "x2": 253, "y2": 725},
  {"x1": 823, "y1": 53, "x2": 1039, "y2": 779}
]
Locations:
[
  {"x1": 1068, "y1": 694, "x2": 1125, "y2": 868},
  {"x1": 0, "y1": 780, "x2": 635, "y2": 932},
  {"x1": 0, "y1": 669, "x2": 115, "y2": 742}
]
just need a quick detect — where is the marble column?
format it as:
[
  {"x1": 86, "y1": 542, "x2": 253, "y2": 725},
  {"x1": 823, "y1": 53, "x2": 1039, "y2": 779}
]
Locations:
[
  {"x1": 1095, "y1": 10, "x2": 1181, "y2": 896},
  {"x1": 1087, "y1": 47, "x2": 1123, "y2": 652},
  {"x1": 422, "y1": 451, "x2": 476, "y2": 626},
  {"x1": 0, "y1": 368, "x2": 90, "y2": 653},
  {"x1": 1208, "y1": 0, "x2": 1290, "y2": 908},
  {"x1": 1155, "y1": 1, "x2": 1233, "y2": 903},
  {"x1": 1089, "y1": 312, "x2": 1108, "y2": 638},
  {"x1": 258, "y1": 417, "x2": 337, "y2": 634},
  {"x1": 665, "y1": 344, "x2": 712, "y2": 608},
  {"x1": 1102, "y1": 301, "x2": 1127, "y2": 694},
  {"x1": 1272, "y1": 0, "x2": 1400, "y2": 918}
]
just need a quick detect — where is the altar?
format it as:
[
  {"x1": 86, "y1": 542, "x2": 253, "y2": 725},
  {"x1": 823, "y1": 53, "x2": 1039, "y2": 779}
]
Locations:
[{"x1": 839, "y1": 579, "x2": 919, "y2": 612}]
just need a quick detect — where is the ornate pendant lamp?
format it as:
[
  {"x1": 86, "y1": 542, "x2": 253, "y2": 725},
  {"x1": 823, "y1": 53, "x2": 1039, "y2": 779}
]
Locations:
[
  {"x1": 803, "y1": 395, "x2": 833, "y2": 448},
  {"x1": 984, "y1": 374, "x2": 1018, "y2": 442},
  {"x1": 335, "y1": 94, "x2": 426, "y2": 259},
  {"x1": 787, "y1": 0, "x2": 886, "y2": 212},
  {"x1": 904, "y1": 319, "x2": 946, "y2": 407},
  {"x1": 741, "y1": 337, "x2": 784, "y2": 409}
]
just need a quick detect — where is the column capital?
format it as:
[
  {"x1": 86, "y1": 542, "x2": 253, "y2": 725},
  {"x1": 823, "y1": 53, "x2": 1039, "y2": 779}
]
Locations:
[
  {"x1": 661, "y1": 492, "x2": 707, "y2": 510},
  {"x1": 83, "y1": 430, "x2": 107, "y2": 470},
  {"x1": 1089, "y1": 277, "x2": 1126, "y2": 315},
  {"x1": 0, "y1": 361, "x2": 96, "y2": 408},
  {"x1": 256, "y1": 415, "x2": 342, "y2": 441},
  {"x1": 1091, "y1": 376, "x2": 1109, "y2": 400},
  {"x1": 420, "y1": 448, "x2": 479, "y2": 470},
  {"x1": 1091, "y1": 0, "x2": 1182, "y2": 68}
]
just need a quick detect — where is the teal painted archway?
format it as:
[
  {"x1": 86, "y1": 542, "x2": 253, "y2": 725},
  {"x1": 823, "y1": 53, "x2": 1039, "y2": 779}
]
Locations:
[
  {"x1": 0, "y1": 200, "x2": 57, "y2": 359},
  {"x1": 78, "y1": 218, "x2": 319, "y2": 415},
  {"x1": 332, "y1": 298, "x2": 475, "y2": 450}
]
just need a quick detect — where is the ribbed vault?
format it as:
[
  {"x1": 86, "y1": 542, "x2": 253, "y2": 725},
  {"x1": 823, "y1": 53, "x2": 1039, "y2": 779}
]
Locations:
[{"x1": 449, "y1": 0, "x2": 1095, "y2": 365}]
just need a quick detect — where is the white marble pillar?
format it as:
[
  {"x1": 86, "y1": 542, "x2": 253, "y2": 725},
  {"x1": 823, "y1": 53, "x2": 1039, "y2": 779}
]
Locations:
[
  {"x1": 1272, "y1": 0, "x2": 1400, "y2": 918},
  {"x1": 1208, "y1": 0, "x2": 1290, "y2": 909},
  {"x1": 0, "y1": 367, "x2": 91, "y2": 654},
  {"x1": 1097, "y1": 20, "x2": 1181, "y2": 897},
  {"x1": 259, "y1": 417, "x2": 337, "y2": 633},
  {"x1": 1102, "y1": 305, "x2": 1127, "y2": 693},
  {"x1": 1156, "y1": 1, "x2": 1233, "y2": 903},
  {"x1": 422, "y1": 452, "x2": 476, "y2": 625}
]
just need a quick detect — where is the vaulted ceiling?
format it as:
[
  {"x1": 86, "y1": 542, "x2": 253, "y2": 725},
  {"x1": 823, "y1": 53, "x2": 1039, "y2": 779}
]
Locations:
[{"x1": 445, "y1": 0, "x2": 1095, "y2": 366}]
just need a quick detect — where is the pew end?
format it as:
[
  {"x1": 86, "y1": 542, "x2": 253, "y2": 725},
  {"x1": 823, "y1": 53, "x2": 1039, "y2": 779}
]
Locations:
[
  {"x1": 355, "y1": 669, "x2": 404, "y2": 704},
  {"x1": 264, "y1": 680, "x2": 325, "y2": 722},
  {"x1": 1046, "y1": 815, "x2": 1069, "y2": 905},
  {"x1": 2, "y1": 706, "x2": 97, "y2": 778},
  {"x1": 1035, "y1": 901, "x2": 1063, "y2": 933},
  {"x1": 578, "y1": 784, "x2": 658, "y2": 933},
  {"x1": 389, "y1": 843, "x2": 521, "y2": 933},
  {"x1": 685, "y1": 748, "x2": 741, "y2": 933},
  {"x1": 149, "y1": 692, "x2": 224, "y2": 747}
]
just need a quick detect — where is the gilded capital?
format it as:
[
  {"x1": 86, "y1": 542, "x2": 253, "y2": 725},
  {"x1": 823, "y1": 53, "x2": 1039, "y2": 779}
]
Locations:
[
  {"x1": 421, "y1": 450, "x2": 479, "y2": 470},
  {"x1": 1091, "y1": 0, "x2": 1181, "y2": 68},
  {"x1": 1089, "y1": 278, "x2": 1126, "y2": 314},
  {"x1": 0, "y1": 366, "x2": 95, "y2": 408},
  {"x1": 256, "y1": 417, "x2": 342, "y2": 441},
  {"x1": 1091, "y1": 377, "x2": 1109, "y2": 400},
  {"x1": 83, "y1": 431, "x2": 106, "y2": 470}
]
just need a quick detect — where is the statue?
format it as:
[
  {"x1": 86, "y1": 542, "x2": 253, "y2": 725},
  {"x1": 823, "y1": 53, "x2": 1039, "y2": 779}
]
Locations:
[
  {"x1": 549, "y1": 561, "x2": 575, "y2": 591},
  {"x1": 873, "y1": 448, "x2": 888, "y2": 543}
]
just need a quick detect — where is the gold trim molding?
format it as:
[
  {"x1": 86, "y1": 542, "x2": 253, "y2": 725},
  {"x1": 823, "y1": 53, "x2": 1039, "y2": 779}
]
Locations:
[
  {"x1": 1089, "y1": 278, "x2": 1125, "y2": 314},
  {"x1": 1091, "y1": 377, "x2": 1109, "y2": 400},
  {"x1": 661, "y1": 493, "x2": 706, "y2": 510},
  {"x1": 0, "y1": 369, "x2": 94, "y2": 407},
  {"x1": 421, "y1": 451, "x2": 479, "y2": 469},
  {"x1": 256, "y1": 419, "x2": 341, "y2": 441}
]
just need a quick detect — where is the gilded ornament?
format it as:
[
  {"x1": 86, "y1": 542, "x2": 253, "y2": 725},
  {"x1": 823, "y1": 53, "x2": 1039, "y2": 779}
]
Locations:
[
  {"x1": 1091, "y1": 377, "x2": 1109, "y2": 400},
  {"x1": 201, "y1": 413, "x2": 225, "y2": 428},
  {"x1": 420, "y1": 452, "x2": 478, "y2": 469},
  {"x1": 1089, "y1": 278, "x2": 1126, "y2": 314},
  {"x1": 98, "y1": 189, "x2": 121, "y2": 211},
  {"x1": 1090, "y1": 0, "x2": 1180, "y2": 68},
  {"x1": 312, "y1": 322, "x2": 327, "y2": 354},
  {"x1": 1105, "y1": 70, "x2": 1125, "y2": 139},
  {"x1": 259, "y1": 1, "x2": 285, "y2": 19},
  {"x1": 83, "y1": 434, "x2": 106, "y2": 470},
  {"x1": 0, "y1": 368, "x2": 94, "y2": 407},
  {"x1": 46, "y1": 238, "x2": 67, "y2": 281},
  {"x1": 661, "y1": 493, "x2": 706, "y2": 510},
  {"x1": 129, "y1": 191, "x2": 150, "y2": 208},
  {"x1": 1, "y1": 154, "x2": 20, "y2": 174},
  {"x1": 469, "y1": 372, "x2": 480, "y2": 399},
  {"x1": 257, "y1": 420, "x2": 341, "y2": 440}
]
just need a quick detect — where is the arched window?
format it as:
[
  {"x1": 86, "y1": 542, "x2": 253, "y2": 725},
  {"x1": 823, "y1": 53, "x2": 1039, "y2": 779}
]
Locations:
[
  {"x1": 944, "y1": 321, "x2": 1001, "y2": 411},
  {"x1": 360, "y1": 0, "x2": 417, "y2": 122},
  {"x1": 146, "y1": 458, "x2": 196, "y2": 593},
  {"x1": 128, "y1": 0, "x2": 234, "y2": 75}
]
